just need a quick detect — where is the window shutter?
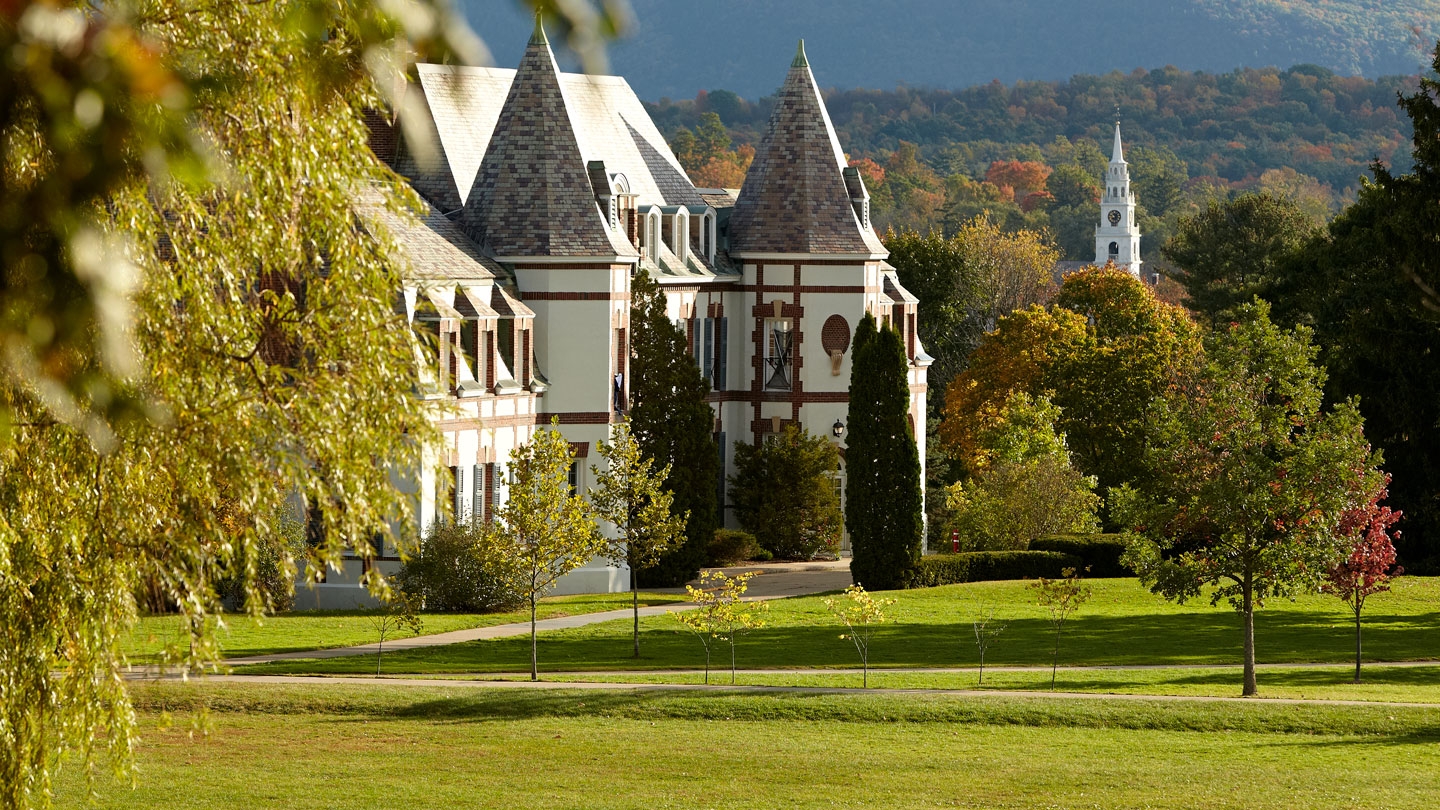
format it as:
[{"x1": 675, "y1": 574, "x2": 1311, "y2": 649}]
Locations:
[
  {"x1": 454, "y1": 465, "x2": 466, "y2": 522},
  {"x1": 716, "y1": 316, "x2": 728, "y2": 389},
  {"x1": 703, "y1": 317, "x2": 714, "y2": 385},
  {"x1": 472, "y1": 464, "x2": 483, "y2": 521}
]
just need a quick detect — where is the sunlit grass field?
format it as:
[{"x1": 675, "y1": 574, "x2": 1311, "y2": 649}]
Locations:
[
  {"x1": 123, "y1": 591, "x2": 688, "y2": 662},
  {"x1": 243, "y1": 577, "x2": 1440, "y2": 677},
  {"x1": 53, "y1": 682, "x2": 1440, "y2": 809}
]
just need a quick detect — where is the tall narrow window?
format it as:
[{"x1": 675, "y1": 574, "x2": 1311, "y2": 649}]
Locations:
[{"x1": 764, "y1": 318, "x2": 793, "y2": 391}]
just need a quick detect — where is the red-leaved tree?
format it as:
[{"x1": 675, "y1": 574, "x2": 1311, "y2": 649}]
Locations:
[{"x1": 1322, "y1": 476, "x2": 1402, "y2": 683}]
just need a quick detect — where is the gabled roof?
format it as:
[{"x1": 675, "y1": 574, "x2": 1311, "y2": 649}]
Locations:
[
  {"x1": 728, "y1": 41, "x2": 887, "y2": 256},
  {"x1": 457, "y1": 23, "x2": 635, "y2": 259}
]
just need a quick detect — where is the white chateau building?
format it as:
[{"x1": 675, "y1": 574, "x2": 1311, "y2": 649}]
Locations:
[
  {"x1": 1094, "y1": 123, "x2": 1142, "y2": 277},
  {"x1": 298, "y1": 27, "x2": 930, "y2": 607}
]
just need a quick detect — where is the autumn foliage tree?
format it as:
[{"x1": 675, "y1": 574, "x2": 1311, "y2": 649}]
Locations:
[
  {"x1": 1115, "y1": 300, "x2": 1382, "y2": 696},
  {"x1": 1323, "y1": 478, "x2": 1402, "y2": 683}
]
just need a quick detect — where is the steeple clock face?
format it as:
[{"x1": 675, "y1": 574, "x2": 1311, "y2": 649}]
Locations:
[{"x1": 1108, "y1": 209, "x2": 1122, "y2": 226}]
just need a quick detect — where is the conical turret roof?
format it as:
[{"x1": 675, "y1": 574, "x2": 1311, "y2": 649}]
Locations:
[
  {"x1": 1111, "y1": 122, "x2": 1127, "y2": 164},
  {"x1": 728, "y1": 40, "x2": 885, "y2": 256},
  {"x1": 458, "y1": 20, "x2": 634, "y2": 259}
]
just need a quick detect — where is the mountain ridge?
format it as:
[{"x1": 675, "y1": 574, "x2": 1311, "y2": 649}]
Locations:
[{"x1": 463, "y1": 0, "x2": 1439, "y2": 100}]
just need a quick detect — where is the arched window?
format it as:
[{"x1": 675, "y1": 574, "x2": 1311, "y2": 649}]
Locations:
[{"x1": 1109, "y1": 241, "x2": 1119, "y2": 256}]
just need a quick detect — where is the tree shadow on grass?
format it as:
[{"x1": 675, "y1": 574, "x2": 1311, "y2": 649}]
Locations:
[{"x1": 246, "y1": 608, "x2": 1440, "y2": 677}]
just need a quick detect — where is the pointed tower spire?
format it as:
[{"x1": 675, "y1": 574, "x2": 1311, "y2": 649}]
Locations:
[
  {"x1": 459, "y1": 24, "x2": 633, "y2": 258},
  {"x1": 729, "y1": 42, "x2": 885, "y2": 256},
  {"x1": 1111, "y1": 121, "x2": 1126, "y2": 164}
]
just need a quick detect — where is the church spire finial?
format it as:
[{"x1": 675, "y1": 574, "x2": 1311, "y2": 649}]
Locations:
[
  {"x1": 530, "y1": 12, "x2": 548, "y2": 46},
  {"x1": 792, "y1": 38, "x2": 808, "y2": 68}
]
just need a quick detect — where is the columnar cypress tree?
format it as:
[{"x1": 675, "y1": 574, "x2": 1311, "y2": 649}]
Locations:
[
  {"x1": 847, "y1": 313, "x2": 924, "y2": 589},
  {"x1": 627, "y1": 269, "x2": 718, "y2": 586}
]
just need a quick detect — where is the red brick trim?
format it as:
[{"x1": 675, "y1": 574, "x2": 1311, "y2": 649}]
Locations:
[
  {"x1": 734, "y1": 284, "x2": 879, "y2": 294},
  {"x1": 568, "y1": 442, "x2": 591, "y2": 458},
  {"x1": 544, "y1": 411, "x2": 613, "y2": 424}
]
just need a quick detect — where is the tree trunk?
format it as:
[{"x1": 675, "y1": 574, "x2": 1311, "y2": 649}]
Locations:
[
  {"x1": 1242, "y1": 581, "x2": 1257, "y2": 697},
  {"x1": 1050, "y1": 623, "x2": 1061, "y2": 689},
  {"x1": 704, "y1": 647, "x2": 710, "y2": 685},
  {"x1": 730, "y1": 638, "x2": 737, "y2": 685},
  {"x1": 862, "y1": 653, "x2": 868, "y2": 689},
  {"x1": 376, "y1": 628, "x2": 384, "y2": 676},
  {"x1": 632, "y1": 575, "x2": 640, "y2": 658},
  {"x1": 1353, "y1": 603, "x2": 1363, "y2": 684},
  {"x1": 530, "y1": 595, "x2": 538, "y2": 682}
]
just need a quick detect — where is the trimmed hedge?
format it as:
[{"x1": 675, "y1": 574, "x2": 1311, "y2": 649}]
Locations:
[
  {"x1": 1030, "y1": 534, "x2": 1133, "y2": 578},
  {"x1": 706, "y1": 529, "x2": 771, "y2": 566},
  {"x1": 905, "y1": 551, "x2": 1082, "y2": 588}
]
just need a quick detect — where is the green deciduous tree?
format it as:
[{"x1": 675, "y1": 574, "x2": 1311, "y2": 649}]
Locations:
[
  {"x1": 1161, "y1": 192, "x2": 1318, "y2": 325},
  {"x1": 627, "y1": 268, "x2": 717, "y2": 586},
  {"x1": 1278, "y1": 43, "x2": 1440, "y2": 569},
  {"x1": 943, "y1": 267, "x2": 1201, "y2": 499},
  {"x1": 591, "y1": 420, "x2": 687, "y2": 657},
  {"x1": 944, "y1": 392, "x2": 1099, "y2": 551},
  {"x1": 846, "y1": 314, "x2": 923, "y2": 590},
  {"x1": 397, "y1": 521, "x2": 521, "y2": 613},
  {"x1": 1114, "y1": 300, "x2": 1381, "y2": 696},
  {"x1": 730, "y1": 425, "x2": 842, "y2": 561},
  {"x1": 485, "y1": 425, "x2": 605, "y2": 681}
]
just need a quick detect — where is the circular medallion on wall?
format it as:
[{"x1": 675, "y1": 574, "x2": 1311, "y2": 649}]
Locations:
[{"x1": 821, "y1": 315, "x2": 851, "y2": 355}]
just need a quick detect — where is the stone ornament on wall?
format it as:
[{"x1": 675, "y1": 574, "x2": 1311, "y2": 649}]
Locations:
[{"x1": 821, "y1": 314, "x2": 850, "y2": 375}]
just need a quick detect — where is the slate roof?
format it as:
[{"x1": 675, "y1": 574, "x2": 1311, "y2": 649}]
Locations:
[
  {"x1": 728, "y1": 41, "x2": 887, "y2": 256},
  {"x1": 356, "y1": 187, "x2": 504, "y2": 283},
  {"x1": 457, "y1": 23, "x2": 635, "y2": 259},
  {"x1": 398, "y1": 52, "x2": 702, "y2": 216}
]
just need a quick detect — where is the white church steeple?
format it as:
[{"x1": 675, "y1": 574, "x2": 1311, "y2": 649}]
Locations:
[{"x1": 1095, "y1": 121, "x2": 1141, "y2": 277}]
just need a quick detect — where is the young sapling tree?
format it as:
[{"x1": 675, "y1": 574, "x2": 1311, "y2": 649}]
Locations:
[
  {"x1": 971, "y1": 609, "x2": 1007, "y2": 686},
  {"x1": 485, "y1": 423, "x2": 606, "y2": 681},
  {"x1": 824, "y1": 585, "x2": 895, "y2": 688},
  {"x1": 1322, "y1": 478, "x2": 1402, "y2": 683},
  {"x1": 1030, "y1": 567, "x2": 1091, "y2": 689},
  {"x1": 367, "y1": 591, "x2": 423, "y2": 676},
  {"x1": 675, "y1": 570, "x2": 767, "y2": 684},
  {"x1": 591, "y1": 420, "x2": 687, "y2": 657}
]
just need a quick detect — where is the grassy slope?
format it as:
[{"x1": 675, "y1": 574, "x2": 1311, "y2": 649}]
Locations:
[
  {"x1": 54, "y1": 683, "x2": 1440, "y2": 809},
  {"x1": 245, "y1": 577, "x2": 1440, "y2": 675},
  {"x1": 124, "y1": 592, "x2": 688, "y2": 661}
]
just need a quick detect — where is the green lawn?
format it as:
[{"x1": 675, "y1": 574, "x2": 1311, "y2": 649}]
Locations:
[
  {"x1": 245, "y1": 577, "x2": 1440, "y2": 676},
  {"x1": 53, "y1": 682, "x2": 1440, "y2": 809},
  {"x1": 482, "y1": 664, "x2": 1440, "y2": 703},
  {"x1": 124, "y1": 592, "x2": 688, "y2": 661}
]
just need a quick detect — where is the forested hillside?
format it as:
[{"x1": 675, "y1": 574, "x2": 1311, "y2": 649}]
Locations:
[
  {"x1": 651, "y1": 64, "x2": 1420, "y2": 262},
  {"x1": 470, "y1": 0, "x2": 1440, "y2": 100}
]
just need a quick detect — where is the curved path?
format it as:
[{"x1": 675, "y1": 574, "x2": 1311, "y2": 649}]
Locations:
[{"x1": 225, "y1": 560, "x2": 852, "y2": 667}]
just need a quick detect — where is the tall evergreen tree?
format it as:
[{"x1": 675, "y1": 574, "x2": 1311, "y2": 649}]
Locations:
[
  {"x1": 846, "y1": 313, "x2": 924, "y2": 590},
  {"x1": 627, "y1": 269, "x2": 718, "y2": 586}
]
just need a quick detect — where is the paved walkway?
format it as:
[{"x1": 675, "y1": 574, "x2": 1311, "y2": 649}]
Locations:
[
  {"x1": 225, "y1": 560, "x2": 852, "y2": 666},
  {"x1": 160, "y1": 672, "x2": 1440, "y2": 710}
]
